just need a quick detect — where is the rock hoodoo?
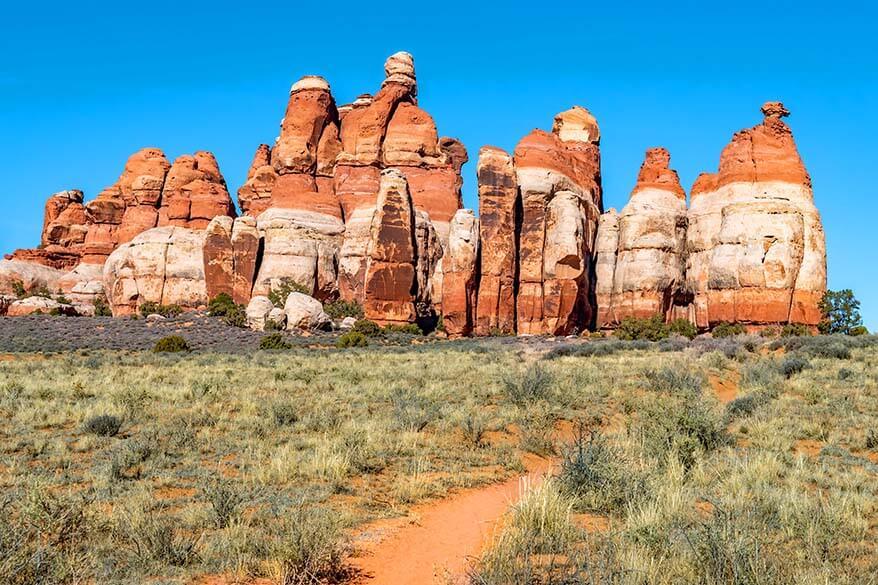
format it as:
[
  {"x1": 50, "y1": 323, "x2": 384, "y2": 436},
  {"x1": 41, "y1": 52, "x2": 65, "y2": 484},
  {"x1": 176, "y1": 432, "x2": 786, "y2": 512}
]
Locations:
[
  {"x1": 1, "y1": 55, "x2": 826, "y2": 335},
  {"x1": 686, "y1": 102, "x2": 825, "y2": 329},
  {"x1": 595, "y1": 148, "x2": 689, "y2": 328}
]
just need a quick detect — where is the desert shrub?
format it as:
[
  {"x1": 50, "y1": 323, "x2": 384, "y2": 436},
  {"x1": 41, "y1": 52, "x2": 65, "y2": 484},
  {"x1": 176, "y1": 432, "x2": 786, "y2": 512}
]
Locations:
[
  {"x1": 558, "y1": 425, "x2": 646, "y2": 514},
  {"x1": 866, "y1": 430, "x2": 878, "y2": 450},
  {"x1": 139, "y1": 301, "x2": 183, "y2": 318},
  {"x1": 642, "y1": 367, "x2": 704, "y2": 396},
  {"x1": 390, "y1": 388, "x2": 438, "y2": 432},
  {"x1": 352, "y1": 319, "x2": 382, "y2": 337},
  {"x1": 272, "y1": 402, "x2": 299, "y2": 426},
  {"x1": 202, "y1": 480, "x2": 245, "y2": 529},
  {"x1": 153, "y1": 335, "x2": 190, "y2": 353},
  {"x1": 616, "y1": 315, "x2": 669, "y2": 341},
  {"x1": 692, "y1": 337, "x2": 742, "y2": 359},
  {"x1": 684, "y1": 508, "x2": 790, "y2": 585},
  {"x1": 780, "y1": 355, "x2": 810, "y2": 378},
  {"x1": 805, "y1": 340, "x2": 851, "y2": 360},
  {"x1": 638, "y1": 397, "x2": 727, "y2": 469},
  {"x1": 668, "y1": 318, "x2": 698, "y2": 340},
  {"x1": 724, "y1": 394, "x2": 762, "y2": 421},
  {"x1": 759, "y1": 326, "x2": 780, "y2": 338},
  {"x1": 93, "y1": 294, "x2": 112, "y2": 316},
  {"x1": 739, "y1": 359, "x2": 782, "y2": 390},
  {"x1": 658, "y1": 335, "x2": 690, "y2": 352},
  {"x1": 207, "y1": 293, "x2": 247, "y2": 327},
  {"x1": 543, "y1": 340, "x2": 627, "y2": 360},
  {"x1": 0, "y1": 489, "x2": 95, "y2": 585},
  {"x1": 222, "y1": 305, "x2": 247, "y2": 328},
  {"x1": 83, "y1": 414, "x2": 122, "y2": 437},
  {"x1": 119, "y1": 507, "x2": 198, "y2": 567},
  {"x1": 268, "y1": 278, "x2": 310, "y2": 308},
  {"x1": 323, "y1": 299, "x2": 364, "y2": 320},
  {"x1": 837, "y1": 367, "x2": 855, "y2": 381},
  {"x1": 502, "y1": 363, "x2": 553, "y2": 405},
  {"x1": 469, "y1": 480, "x2": 579, "y2": 584},
  {"x1": 781, "y1": 323, "x2": 812, "y2": 337},
  {"x1": 260, "y1": 333, "x2": 291, "y2": 350},
  {"x1": 460, "y1": 412, "x2": 487, "y2": 448},
  {"x1": 11, "y1": 280, "x2": 27, "y2": 298},
  {"x1": 850, "y1": 325, "x2": 869, "y2": 336},
  {"x1": 711, "y1": 322, "x2": 746, "y2": 338},
  {"x1": 336, "y1": 331, "x2": 368, "y2": 348},
  {"x1": 383, "y1": 323, "x2": 423, "y2": 335},
  {"x1": 271, "y1": 503, "x2": 349, "y2": 585}
]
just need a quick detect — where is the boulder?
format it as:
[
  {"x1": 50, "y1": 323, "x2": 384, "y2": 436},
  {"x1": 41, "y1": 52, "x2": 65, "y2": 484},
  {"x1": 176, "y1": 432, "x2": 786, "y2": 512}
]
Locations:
[
  {"x1": 7, "y1": 296, "x2": 75, "y2": 317},
  {"x1": 339, "y1": 316, "x2": 357, "y2": 330},
  {"x1": 474, "y1": 146, "x2": 518, "y2": 335},
  {"x1": 0, "y1": 258, "x2": 66, "y2": 295},
  {"x1": 442, "y1": 209, "x2": 480, "y2": 337},
  {"x1": 252, "y1": 208, "x2": 344, "y2": 301},
  {"x1": 284, "y1": 291, "x2": 331, "y2": 331},
  {"x1": 362, "y1": 169, "x2": 417, "y2": 325},
  {"x1": 687, "y1": 103, "x2": 826, "y2": 329},
  {"x1": 103, "y1": 226, "x2": 207, "y2": 316},
  {"x1": 246, "y1": 295, "x2": 275, "y2": 331}
]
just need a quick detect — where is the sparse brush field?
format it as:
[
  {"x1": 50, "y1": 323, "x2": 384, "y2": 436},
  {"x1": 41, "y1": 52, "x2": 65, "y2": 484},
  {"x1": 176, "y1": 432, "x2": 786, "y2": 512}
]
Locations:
[{"x1": 1, "y1": 334, "x2": 878, "y2": 584}]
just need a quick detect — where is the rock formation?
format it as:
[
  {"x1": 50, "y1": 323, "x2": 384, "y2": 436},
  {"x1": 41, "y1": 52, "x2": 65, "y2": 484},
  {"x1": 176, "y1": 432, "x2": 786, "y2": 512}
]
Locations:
[
  {"x1": 474, "y1": 147, "x2": 518, "y2": 335},
  {"x1": 362, "y1": 169, "x2": 417, "y2": 325},
  {"x1": 595, "y1": 148, "x2": 689, "y2": 328},
  {"x1": 442, "y1": 209, "x2": 480, "y2": 337},
  {"x1": 335, "y1": 52, "x2": 465, "y2": 303},
  {"x1": 686, "y1": 102, "x2": 826, "y2": 329},
  {"x1": 0, "y1": 53, "x2": 827, "y2": 335},
  {"x1": 514, "y1": 107, "x2": 602, "y2": 335},
  {"x1": 158, "y1": 152, "x2": 235, "y2": 229},
  {"x1": 103, "y1": 226, "x2": 208, "y2": 316}
]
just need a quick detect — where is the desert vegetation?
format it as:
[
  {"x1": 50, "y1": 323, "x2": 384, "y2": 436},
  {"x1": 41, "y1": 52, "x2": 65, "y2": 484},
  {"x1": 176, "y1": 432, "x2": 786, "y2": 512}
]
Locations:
[{"x1": 1, "y1": 332, "x2": 877, "y2": 583}]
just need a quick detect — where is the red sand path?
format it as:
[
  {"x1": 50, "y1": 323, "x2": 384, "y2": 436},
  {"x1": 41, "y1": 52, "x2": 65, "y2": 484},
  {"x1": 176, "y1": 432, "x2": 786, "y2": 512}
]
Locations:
[{"x1": 350, "y1": 453, "x2": 555, "y2": 584}]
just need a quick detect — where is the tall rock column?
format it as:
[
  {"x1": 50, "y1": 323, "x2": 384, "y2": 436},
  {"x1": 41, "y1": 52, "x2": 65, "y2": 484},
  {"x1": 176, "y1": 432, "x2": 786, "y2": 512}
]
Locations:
[
  {"x1": 594, "y1": 209, "x2": 620, "y2": 329},
  {"x1": 600, "y1": 148, "x2": 689, "y2": 324},
  {"x1": 442, "y1": 209, "x2": 480, "y2": 337},
  {"x1": 513, "y1": 107, "x2": 602, "y2": 335},
  {"x1": 202, "y1": 216, "x2": 260, "y2": 305},
  {"x1": 159, "y1": 152, "x2": 236, "y2": 229},
  {"x1": 336, "y1": 52, "x2": 465, "y2": 304},
  {"x1": 687, "y1": 102, "x2": 826, "y2": 329},
  {"x1": 474, "y1": 147, "x2": 518, "y2": 335},
  {"x1": 363, "y1": 169, "x2": 417, "y2": 325}
]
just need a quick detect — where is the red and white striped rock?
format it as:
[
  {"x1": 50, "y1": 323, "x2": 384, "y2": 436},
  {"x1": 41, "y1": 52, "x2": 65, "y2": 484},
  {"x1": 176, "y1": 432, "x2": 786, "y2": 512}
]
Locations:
[
  {"x1": 596, "y1": 148, "x2": 688, "y2": 327},
  {"x1": 363, "y1": 169, "x2": 417, "y2": 325},
  {"x1": 686, "y1": 103, "x2": 826, "y2": 329},
  {"x1": 474, "y1": 146, "x2": 518, "y2": 335},
  {"x1": 514, "y1": 107, "x2": 602, "y2": 335},
  {"x1": 442, "y1": 209, "x2": 480, "y2": 337}
]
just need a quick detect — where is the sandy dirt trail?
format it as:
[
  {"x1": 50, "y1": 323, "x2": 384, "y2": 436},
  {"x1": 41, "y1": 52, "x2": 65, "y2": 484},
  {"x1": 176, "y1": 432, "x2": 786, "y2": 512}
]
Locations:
[{"x1": 350, "y1": 453, "x2": 555, "y2": 584}]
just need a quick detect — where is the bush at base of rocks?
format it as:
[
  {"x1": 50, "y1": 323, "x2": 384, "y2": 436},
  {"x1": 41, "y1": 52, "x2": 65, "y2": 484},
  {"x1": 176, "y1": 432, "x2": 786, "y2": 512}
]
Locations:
[
  {"x1": 615, "y1": 315, "x2": 669, "y2": 341},
  {"x1": 259, "y1": 333, "x2": 291, "y2": 350},
  {"x1": 780, "y1": 323, "x2": 812, "y2": 337},
  {"x1": 323, "y1": 299, "x2": 364, "y2": 320},
  {"x1": 153, "y1": 335, "x2": 190, "y2": 353},
  {"x1": 352, "y1": 319, "x2": 382, "y2": 337},
  {"x1": 668, "y1": 318, "x2": 697, "y2": 340},
  {"x1": 268, "y1": 279, "x2": 310, "y2": 309},
  {"x1": 140, "y1": 302, "x2": 183, "y2": 318},
  {"x1": 711, "y1": 322, "x2": 746, "y2": 338},
  {"x1": 336, "y1": 331, "x2": 368, "y2": 348},
  {"x1": 383, "y1": 323, "x2": 423, "y2": 335}
]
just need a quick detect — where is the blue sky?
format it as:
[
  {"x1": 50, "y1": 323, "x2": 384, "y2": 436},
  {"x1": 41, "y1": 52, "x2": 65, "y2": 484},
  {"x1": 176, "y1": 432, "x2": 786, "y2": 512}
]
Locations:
[{"x1": 2, "y1": 1, "x2": 876, "y2": 329}]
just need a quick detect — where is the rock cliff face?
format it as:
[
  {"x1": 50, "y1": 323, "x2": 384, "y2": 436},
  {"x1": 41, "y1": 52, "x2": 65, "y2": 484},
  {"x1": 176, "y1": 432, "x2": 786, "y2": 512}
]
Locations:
[
  {"x1": 1, "y1": 54, "x2": 827, "y2": 333},
  {"x1": 514, "y1": 107, "x2": 602, "y2": 335},
  {"x1": 687, "y1": 103, "x2": 826, "y2": 328},
  {"x1": 595, "y1": 148, "x2": 689, "y2": 328}
]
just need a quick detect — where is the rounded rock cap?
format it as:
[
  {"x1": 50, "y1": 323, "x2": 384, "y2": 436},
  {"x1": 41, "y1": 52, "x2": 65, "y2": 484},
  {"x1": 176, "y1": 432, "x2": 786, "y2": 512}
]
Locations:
[
  {"x1": 552, "y1": 106, "x2": 600, "y2": 144},
  {"x1": 290, "y1": 75, "x2": 331, "y2": 94},
  {"x1": 384, "y1": 51, "x2": 415, "y2": 79}
]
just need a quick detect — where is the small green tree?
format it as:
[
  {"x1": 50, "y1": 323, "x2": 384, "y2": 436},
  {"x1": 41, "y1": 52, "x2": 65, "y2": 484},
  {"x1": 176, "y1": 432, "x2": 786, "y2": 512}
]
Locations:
[{"x1": 818, "y1": 289, "x2": 863, "y2": 335}]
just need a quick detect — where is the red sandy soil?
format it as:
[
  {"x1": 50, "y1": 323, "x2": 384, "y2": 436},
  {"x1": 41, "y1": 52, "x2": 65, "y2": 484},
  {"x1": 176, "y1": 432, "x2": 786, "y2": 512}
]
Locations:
[
  {"x1": 349, "y1": 452, "x2": 556, "y2": 584},
  {"x1": 709, "y1": 371, "x2": 740, "y2": 404}
]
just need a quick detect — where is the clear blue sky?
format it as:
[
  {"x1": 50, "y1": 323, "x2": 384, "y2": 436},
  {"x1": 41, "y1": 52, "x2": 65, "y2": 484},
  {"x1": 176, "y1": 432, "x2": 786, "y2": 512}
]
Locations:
[{"x1": 2, "y1": 1, "x2": 875, "y2": 329}]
